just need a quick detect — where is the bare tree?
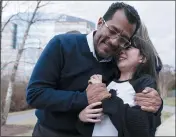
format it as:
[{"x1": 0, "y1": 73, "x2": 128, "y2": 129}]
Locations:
[
  {"x1": 0, "y1": 0, "x2": 3, "y2": 121},
  {"x1": 1, "y1": 1, "x2": 51, "y2": 73},
  {"x1": 1, "y1": 46, "x2": 42, "y2": 72},
  {"x1": 158, "y1": 65, "x2": 175, "y2": 98},
  {"x1": 1, "y1": 60, "x2": 36, "y2": 71},
  {"x1": 1, "y1": 1, "x2": 35, "y2": 32},
  {"x1": 1, "y1": 0, "x2": 50, "y2": 125},
  {"x1": 0, "y1": 0, "x2": 2, "y2": 40}
]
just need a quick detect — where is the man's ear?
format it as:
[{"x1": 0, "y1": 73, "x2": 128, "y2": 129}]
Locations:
[{"x1": 97, "y1": 17, "x2": 104, "y2": 29}]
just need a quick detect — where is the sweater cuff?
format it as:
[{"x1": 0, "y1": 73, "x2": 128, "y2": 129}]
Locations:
[
  {"x1": 76, "y1": 118, "x2": 94, "y2": 137},
  {"x1": 78, "y1": 91, "x2": 89, "y2": 110},
  {"x1": 154, "y1": 97, "x2": 163, "y2": 116}
]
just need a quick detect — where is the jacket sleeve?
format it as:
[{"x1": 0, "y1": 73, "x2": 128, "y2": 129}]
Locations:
[
  {"x1": 102, "y1": 76, "x2": 161, "y2": 137},
  {"x1": 76, "y1": 119, "x2": 94, "y2": 137},
  {"x1": 26, "y1": 35, "x2": 88, "y2": 112}
]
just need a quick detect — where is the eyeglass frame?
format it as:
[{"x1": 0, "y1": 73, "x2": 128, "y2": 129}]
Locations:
[{"x1": 102, "y1": 18, "x2": 133, "y2": 49}]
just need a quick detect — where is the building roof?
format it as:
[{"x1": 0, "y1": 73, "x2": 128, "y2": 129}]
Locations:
[
  {"x1": 56, "y1": 14, "x2": 95, "y2": 28},
  {"x1": 8, "y1": 12, "x2": 95, "y2": 29}
]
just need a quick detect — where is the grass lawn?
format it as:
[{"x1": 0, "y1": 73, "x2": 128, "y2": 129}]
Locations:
[
  {"x1": 161, "y1": 97, "x2": 175, "y2": 122},
  {"x1": 163, "y1": 97, "x2": 175, "y2": 106}
]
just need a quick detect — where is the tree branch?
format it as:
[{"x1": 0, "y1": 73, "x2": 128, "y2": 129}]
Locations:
[
  {"x1": 37, "y1": 1, "x2": 50, "y2": 8},
  {"x1": 1, "y1": 14, "x2": 16, "y2": 32},
  {"x1": 1, "y1": 60, "x2": 35, "y2": 71},
  {"x1": 15, "y1": 13, "x2": 31, "y2": 23},
  {"x1": 2, "y1": 1, "x2": 9, "y2": 11}
]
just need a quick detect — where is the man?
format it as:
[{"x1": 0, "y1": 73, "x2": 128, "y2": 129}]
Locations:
[{"x1": 26, "y1": 2, "x2": 162, "y2": 137}]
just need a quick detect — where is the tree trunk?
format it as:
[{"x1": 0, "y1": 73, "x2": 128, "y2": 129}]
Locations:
[
  {"x1": 0, "y1": 0, "x2": 3, "y2": 125},
  {"x1": 0, "y1": 0, "x2": 2, "y2": 45},
  {"x1": 160, "y1": 88, "x2": 167, "y2": 98},
  {"x1": 1, "y1": 1, "x2": 41, "y2": 126}
]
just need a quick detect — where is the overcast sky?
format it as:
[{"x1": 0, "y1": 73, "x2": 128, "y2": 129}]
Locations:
[{"x1": 2, "y1": 1, "x2": 175, "y2": 68}]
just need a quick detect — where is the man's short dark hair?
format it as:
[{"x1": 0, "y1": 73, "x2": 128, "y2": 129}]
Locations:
[{"x1": 103, "y1": 2, "x2": 141, "y2": 38}]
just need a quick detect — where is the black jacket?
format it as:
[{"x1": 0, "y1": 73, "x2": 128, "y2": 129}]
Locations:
[{"x1": 76, "y1": 75, "x2": 162, "y2": 137}]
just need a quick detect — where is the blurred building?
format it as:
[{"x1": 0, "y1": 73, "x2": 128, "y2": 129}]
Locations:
[
  {"x1": 1, "y1": 22, "x2": 19, "y2": 78},
  {"x1": 54, "y1": 14, "x2": 95, "y2": 34},
  {"x1": 1, "y1": 13, "x2": 95, "y2": 79}
]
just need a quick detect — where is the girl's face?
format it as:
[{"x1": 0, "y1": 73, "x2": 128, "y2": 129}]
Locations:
[{"x1": 117, "y1": 47, "x2": 145, "y2": 71}]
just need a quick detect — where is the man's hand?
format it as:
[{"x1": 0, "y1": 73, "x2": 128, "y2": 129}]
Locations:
[
  {"x1": 86, "y1": 83, "x2": 111, "y2": 104},
  {"x1": 135, "y1": 87, "x2": 162, "y2": 113}
]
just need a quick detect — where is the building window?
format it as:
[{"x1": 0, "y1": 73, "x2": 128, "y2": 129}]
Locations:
[{"x1": 12, "y1": 23, "x2": 17, "y2": 49}]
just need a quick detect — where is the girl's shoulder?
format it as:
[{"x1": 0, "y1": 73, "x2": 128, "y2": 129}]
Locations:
[
  {"x1": 135, "y1": 74, "x2": 156, "y2": 83},
  {"x1": 129, "y1": 74, "x2": 157, "y2": 93}
]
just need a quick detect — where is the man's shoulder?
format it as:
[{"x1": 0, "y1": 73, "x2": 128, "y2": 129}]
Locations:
[
  {"x1": 50, "y1": 33, "x2": 89, "y2": 53},
  {"x1": 54, "y1": 33, "x2": 87, "y2": 41},
  {"x1": 130, "y1": 74, "x2": 157, "y2": 92}
]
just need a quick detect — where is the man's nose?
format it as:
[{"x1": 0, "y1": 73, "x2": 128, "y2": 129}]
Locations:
[
  {"x1": 120, "y1": 49, "x2": 125, "y2": 55},
  {"x1": 107, "y1": 38, "x2": 119, "y2": 49}
]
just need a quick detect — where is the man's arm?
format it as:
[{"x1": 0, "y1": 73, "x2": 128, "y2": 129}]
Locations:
[
  {"x1": 135, "y1": 87, "x2": 163, "y2": 114},
  {"x1": 26, "y1": 35, "x2": 88, "y2": 112},
  {"x1": 135, "y1": 55, "x2": 163, "y2": 114}
]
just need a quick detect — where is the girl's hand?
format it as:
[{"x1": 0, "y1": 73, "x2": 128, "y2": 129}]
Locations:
[
  {"x1": 88, "y1": 74, "x2": 102, "y2": 84},
  {"x1": 79, "y1": 102, "x2": 103, "y2": 123}
]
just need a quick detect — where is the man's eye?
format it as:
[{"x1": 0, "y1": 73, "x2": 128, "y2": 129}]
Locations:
[
  {"x1": 125, "y1": 46, "x2": 132, "y2": 50},
  {"x1": 119, "y1": 38, "x2": 127, "y2": 43},
  {"x1": 127, "y1": 46, "x2": 131, "y2": 49},
  {"x1": 109, "y1": 28, "x2": 117, "y2": 34}
]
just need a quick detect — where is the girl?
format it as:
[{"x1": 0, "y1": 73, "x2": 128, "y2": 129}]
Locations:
[{"x1": 76, "y1": 23, "x2": 162, "y2": 137}]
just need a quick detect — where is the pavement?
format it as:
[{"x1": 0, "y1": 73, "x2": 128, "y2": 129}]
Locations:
[
  {"x1": 163, "y1": 105, "x2": 175, "y2": 113},
  {"x1": 6, "y1": 107, "x2": 175, "y2": 136},
  {"x1": 7, "y1": 109, "x2": 36, "y2": 125},
  {"x1": 156, "y1": 114, "x2": 175, "y2": 136},
  {"x1": 6, "y1": 109, "x2": 36, "y2": 136},
  {"x1": 15, "y1": 130, "x2": 33, "y2": 136}
]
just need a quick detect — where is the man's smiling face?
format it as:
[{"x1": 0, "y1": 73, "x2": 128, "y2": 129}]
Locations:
[{"x1": 93, "y1": 9, "x2": 136, "y2": 58}]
